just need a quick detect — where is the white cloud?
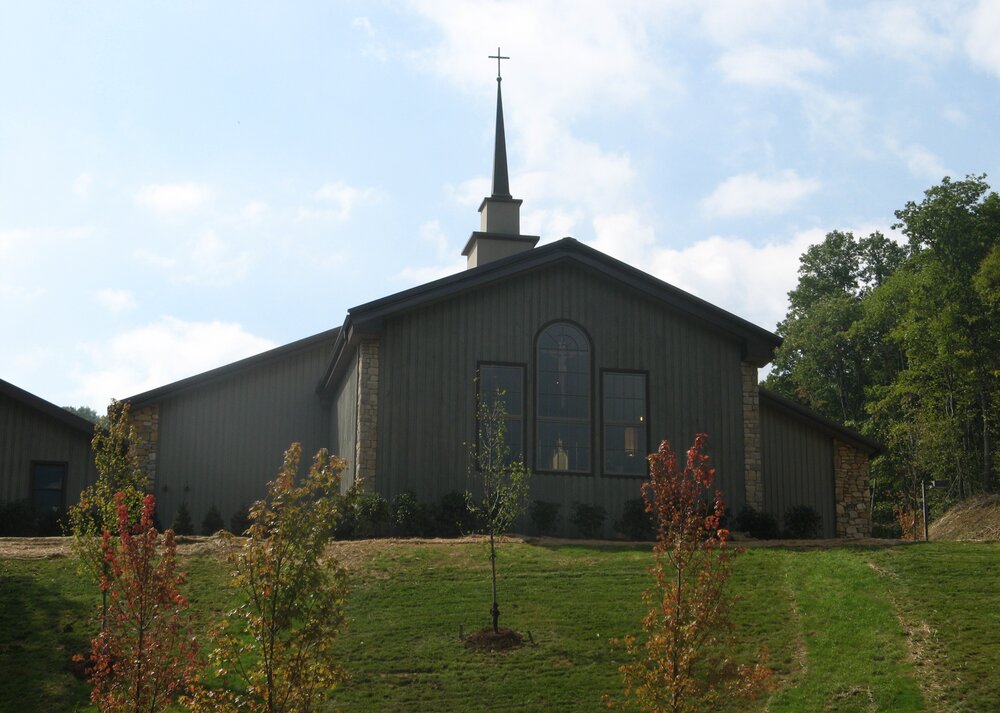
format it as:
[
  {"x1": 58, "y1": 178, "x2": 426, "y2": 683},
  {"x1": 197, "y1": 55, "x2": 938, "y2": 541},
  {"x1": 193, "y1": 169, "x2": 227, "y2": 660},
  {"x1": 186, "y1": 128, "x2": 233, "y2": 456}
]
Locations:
[
  {"x1": 73, "y1": 317, "x2": 277, "y2": 407},
  {"x1": 888, "y1": 140, "x2": 951, "y2": 180},
  {"x1": 298, "y1": 181, "x2": 377, "y2": 223},
  {"x1": 649, "y1": 229, "x2": 828, "y2": 332},
  {"x1": 701, "y1": 170, "x2": 820, "y2": 219},
  {"x1": 965, "y1": 0, "x2": 1000, "y2": 79},
  {"x1": 134, "y1": 229, "x2": 253, "y2": 284},
  {"x1": 943, "y1": 106, "x2": 968, "y2": 126},
  {"x1": 73, "y1": 172, "x2": 94, "y2": 198},
  {"x1": 134, "y1": 182, "x2": 212, "y2": 214},
  {"x1": 395, "y1": 219, "x2": 464, "y2": 285},
  {"x1": 716, "y1": 45, "x2": 828, "y2": 90},
  {"x1": 587, "y1": 211, "x2": 657, "y2": 264},
  {"x1": 95, "y1": 288, "x2": 137, "y2": 313},
  {"x1": 698, "y1": 0, "x2": 826, "y2": 46}
]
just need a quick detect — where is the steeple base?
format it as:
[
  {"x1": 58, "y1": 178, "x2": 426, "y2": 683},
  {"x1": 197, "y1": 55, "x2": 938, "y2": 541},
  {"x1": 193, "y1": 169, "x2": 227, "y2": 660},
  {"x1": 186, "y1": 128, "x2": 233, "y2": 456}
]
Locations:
[{"x1": 462, "y1": 232, "x2": 540, "y2": 269}]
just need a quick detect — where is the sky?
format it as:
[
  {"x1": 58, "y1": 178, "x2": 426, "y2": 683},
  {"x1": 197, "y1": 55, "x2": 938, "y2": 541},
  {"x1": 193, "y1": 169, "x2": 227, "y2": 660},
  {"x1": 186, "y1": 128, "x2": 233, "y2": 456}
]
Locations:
[{"x1": 2, "y1": 1, "x2": 999, "y2": 411}]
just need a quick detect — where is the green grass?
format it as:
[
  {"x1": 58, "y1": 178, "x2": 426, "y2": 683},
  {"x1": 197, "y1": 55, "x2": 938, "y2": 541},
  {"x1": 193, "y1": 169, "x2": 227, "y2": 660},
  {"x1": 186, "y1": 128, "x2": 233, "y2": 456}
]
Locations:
[{"x1": 1, "y1": 540, "x2": 998, "y2": 712}]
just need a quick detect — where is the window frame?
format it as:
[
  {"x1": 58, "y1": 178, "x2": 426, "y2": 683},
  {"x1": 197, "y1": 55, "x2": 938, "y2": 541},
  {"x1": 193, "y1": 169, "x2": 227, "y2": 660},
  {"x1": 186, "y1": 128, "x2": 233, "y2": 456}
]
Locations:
[
  {"x1": 600, "y1": 368, "x2": 650, "y2": 479},
  {"x1": 29, "y1": 460, "x2": 68, "y2": 512},
  {"x1": 533, "y1": 319, "x2": 594, "y2": 476},
  {"x1": 476, "y1": 361, "x2": 528, "y2": 467}
]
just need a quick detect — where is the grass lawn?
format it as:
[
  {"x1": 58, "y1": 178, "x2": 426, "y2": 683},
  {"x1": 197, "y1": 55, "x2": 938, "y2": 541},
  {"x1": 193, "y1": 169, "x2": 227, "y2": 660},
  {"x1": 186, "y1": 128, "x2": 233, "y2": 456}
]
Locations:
[{"x1": 1, "y1": 539, "x2": 997, "y2": 712}]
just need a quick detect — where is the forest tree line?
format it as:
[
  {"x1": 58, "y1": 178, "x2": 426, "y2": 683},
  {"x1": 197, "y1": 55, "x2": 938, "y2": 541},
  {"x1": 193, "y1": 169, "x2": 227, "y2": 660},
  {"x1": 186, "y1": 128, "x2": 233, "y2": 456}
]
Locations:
[{"x1": 764, "y1": 175, "x2": 999, "y2": 530}]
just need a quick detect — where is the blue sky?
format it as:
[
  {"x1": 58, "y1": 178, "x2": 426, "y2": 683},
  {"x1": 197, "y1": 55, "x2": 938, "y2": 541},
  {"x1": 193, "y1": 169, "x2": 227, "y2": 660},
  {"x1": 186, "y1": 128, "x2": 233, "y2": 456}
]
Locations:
[{"x1": 2, "y1": 1, "x2": 999, "y2": 411}]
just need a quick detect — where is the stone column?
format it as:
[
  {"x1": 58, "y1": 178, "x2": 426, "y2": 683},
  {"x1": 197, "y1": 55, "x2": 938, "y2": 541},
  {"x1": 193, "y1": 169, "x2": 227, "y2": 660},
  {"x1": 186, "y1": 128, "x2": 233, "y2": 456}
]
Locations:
[
  {"x1": 130, "y1": 404, "x2": 159, "y2": 490},
  {"x1": 354, "y1": 339, "x2": 380, "y2": 492},
  {"x1": 834, "y1": 440, "x2": 871, "y2": 538},
  {"x1": 742, "y1": 363, "x2": 763, "y2": 511}
]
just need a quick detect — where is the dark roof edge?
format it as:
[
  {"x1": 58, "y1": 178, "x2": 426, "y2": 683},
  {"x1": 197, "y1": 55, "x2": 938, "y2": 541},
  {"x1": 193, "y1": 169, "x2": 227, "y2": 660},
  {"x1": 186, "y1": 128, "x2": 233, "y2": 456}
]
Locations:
[
  {"x1": 759, "y1": 387, "x2": 883, "y2": 456},
  {"x1": 461, "y1": 231, "x2": 540, "y2": 257},
  {"x1": 0, "y1": 378, "x2": 96, "y2": 436},
  {"x1": 126, "y1": 326, "x2": 341, "y2": 407},
  {"x1": 317, "y1": 317, "x2": 353, "y2": 396}
]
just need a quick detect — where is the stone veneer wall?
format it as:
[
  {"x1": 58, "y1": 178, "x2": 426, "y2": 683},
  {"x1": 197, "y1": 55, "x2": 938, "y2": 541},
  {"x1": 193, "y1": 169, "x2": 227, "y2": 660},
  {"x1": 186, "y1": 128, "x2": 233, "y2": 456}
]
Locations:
[
  {"x1": 354, "y1": 339, "x2": 379, "y2": 492},
  {"x1": 742, "y1": 363, "x2": 763, "y2": 511},
  {"x1": 834, "y1": 440, "x2": 871, "y2": 538},
  {"x1": 130, "y1": 404, "x2": 159, "y2": 489}
]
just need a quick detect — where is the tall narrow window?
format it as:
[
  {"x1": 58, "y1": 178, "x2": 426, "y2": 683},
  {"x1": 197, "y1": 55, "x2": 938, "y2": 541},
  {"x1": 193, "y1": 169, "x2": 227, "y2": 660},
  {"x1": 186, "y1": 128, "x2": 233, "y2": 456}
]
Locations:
[
  {"x1": 603, "y1": 371, "x2": 648, "y2": 476},
  {"x1": 479, "y1": 363, "x2": 525, "y2": 461},
  {"x1": 536, "y1": 322, "x2": 591, "y2": 473},
  {"x1": 31, "y1": 462, "x2": 67, "y2": 512}
]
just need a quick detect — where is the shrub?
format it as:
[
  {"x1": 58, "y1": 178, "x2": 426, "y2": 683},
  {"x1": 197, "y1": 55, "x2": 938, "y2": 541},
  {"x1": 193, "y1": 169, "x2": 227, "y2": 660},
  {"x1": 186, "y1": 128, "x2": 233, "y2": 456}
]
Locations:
[
  {"x1": 529, "y1": 500, "x2": 560, "y2": 535},
  {"x1": 0, "y1": 499, "x2": 40, "y2": 536},
  {"x1": 334, "y1": 490, "x2": 389, "y2": 540},
  {"x1": 229, "y1": 505, "x2": 251, "y2": 536},
  {"x1": 390, "y1": 490, "x2": 428, "y2": 537},
  {"x1": 736, "y1": 506, "x2": 780, "y2": 540},
  {"x1": 430, "y1": 491, "x2": 477, "y2": 537},
  {"x1": 201, "y1": 504, "x2": 225, "y2": 535},
  {"x1": 83, "y1": 492, "x2": 198, "y2": 712},
  {"x1": 783, "y1": 505, "x2": 822, "y2": 539},
  {"x1": 570, "y1": 502, "x2": 607, "y2": 538},
  {"x1": 172, "y1": 502, "x2": 194, "y2": 535},
  {"x1": 610, "y1": 435, "x2": 771, "y2": 712},
  {"x1": 185, "y1": 444, "x2": 349, "y2": 712},
  {"x1": 615, "y1": 498, "x2": 654, "y2": 541}
]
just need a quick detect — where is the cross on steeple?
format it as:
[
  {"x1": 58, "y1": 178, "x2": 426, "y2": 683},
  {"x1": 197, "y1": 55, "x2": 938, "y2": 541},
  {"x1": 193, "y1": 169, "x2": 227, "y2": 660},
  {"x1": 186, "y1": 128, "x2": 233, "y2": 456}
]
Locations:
[{"x1": 488, "y1": 47, "x2": 509, "y2": 81}]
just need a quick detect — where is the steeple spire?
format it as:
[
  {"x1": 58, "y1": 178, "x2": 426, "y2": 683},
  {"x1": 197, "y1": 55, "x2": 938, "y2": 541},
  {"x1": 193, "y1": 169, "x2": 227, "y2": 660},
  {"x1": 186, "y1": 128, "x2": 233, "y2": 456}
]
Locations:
[
  {"x1": 489, "y1": 47, "x2": 511, "y2": 199},
  {"x1": 461, "y1": 49, "x2": 539, "y2": 269}
]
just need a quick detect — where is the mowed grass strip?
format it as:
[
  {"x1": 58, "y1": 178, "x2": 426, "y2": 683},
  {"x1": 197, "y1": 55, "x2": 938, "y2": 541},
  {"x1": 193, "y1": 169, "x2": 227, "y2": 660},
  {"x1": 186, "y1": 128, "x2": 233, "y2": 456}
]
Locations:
[{"x1": 2, "y1": 540, "x2": 998, "y2": 712}]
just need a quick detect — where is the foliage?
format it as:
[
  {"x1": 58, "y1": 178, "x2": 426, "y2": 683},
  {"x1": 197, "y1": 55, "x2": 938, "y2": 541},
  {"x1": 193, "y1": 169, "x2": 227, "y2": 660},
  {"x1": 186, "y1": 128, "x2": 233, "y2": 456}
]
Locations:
[
  {"x1": 430, "y1": 491, "x2": 478, "y2": 537},
  {"x1": 529, "y1": 500, "x2": 561, "y2": 535},
  {"x1": 570, "y1": 502, "x2": 608, "y2": 538},
  {"x1": 335, "y1": 490, "x2": 390, "y2": 540},
  {"x1": 735, "y1": 507, "x2": 780, "y2": 540},
  {"x1": 781, "y1": 505, "x2": 821, "y2": 539},
  {"x1": 615, "y1": 498, "x2": 655, "y2": 541},
  {"x1": 201, "y1": 504, "x2": 225, "y2": 535},
  {"x1": 611, "y1": 436, "x2": 771, "y2": 713},
  {"x1": 228, "y1": 505, "x2": 251, "y2": 536},
  {"x1": 63, "y1": 404, "x2": 107, "y2": 427},
  {"x1": 0, "y1": 499, "x2": 43, "y2": 536},
  {"x1": 186, "y1": 443, "x2": 349, "y2": 712},
  {"x1": 82, "y1": 492, "x2": 198, "y2": 712},
  {"x1": 390, "y1": 490, "x2": 428, "y2": 537},
  {"x1": 466, "y1": 384, "x2": 531, "y2": 633},
  {"x1": 67, "y1": 400, "x2": 150, "y2": 629},
  {"x1": 172, "y1": 502, "x2": 194, "y2": 535},
  {"x1": 766, "y1": 176, "x2": 1000, "y2": 516}
]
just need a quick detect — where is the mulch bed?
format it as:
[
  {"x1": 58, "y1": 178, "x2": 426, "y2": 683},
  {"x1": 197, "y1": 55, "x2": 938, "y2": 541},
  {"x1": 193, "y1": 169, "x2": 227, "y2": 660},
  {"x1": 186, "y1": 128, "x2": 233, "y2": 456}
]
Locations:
[{"x1": 464, "y1": 627, "x2": 523, "y2": 652}]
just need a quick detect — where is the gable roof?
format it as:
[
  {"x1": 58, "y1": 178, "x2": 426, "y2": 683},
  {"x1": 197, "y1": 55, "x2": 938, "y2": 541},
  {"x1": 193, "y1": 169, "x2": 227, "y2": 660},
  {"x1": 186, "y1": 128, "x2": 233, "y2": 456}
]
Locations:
[
  {"x1": 318, "y1": 237, "x2": 782, "y2": 394},
  {"x1": 126, "y1": 327, "x2": 340, "y2": 408},
  {"x1": 0, "y1": 378, "x2": 96, "y2": 436},
  {"x1": 759, "y1": 387, "x2": 883, "y2": 456}
]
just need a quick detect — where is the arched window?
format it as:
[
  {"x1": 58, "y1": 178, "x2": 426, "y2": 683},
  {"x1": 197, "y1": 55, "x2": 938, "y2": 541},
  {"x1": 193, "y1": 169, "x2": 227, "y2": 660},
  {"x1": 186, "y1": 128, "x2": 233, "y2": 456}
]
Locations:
[{"x1": 536, "y1": 322, "x2": 591, "y2": 473}]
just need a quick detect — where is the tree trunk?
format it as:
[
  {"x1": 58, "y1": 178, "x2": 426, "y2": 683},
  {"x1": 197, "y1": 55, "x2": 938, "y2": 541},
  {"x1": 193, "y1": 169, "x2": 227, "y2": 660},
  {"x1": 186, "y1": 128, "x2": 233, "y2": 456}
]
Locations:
[{"x1": 489, "y1": 530, "x2": 499, "y2": 633}]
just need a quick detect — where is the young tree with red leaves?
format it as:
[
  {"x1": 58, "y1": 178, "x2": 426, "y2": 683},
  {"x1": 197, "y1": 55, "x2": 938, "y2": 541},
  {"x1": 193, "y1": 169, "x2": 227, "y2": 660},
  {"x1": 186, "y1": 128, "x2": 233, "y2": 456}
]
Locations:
[
  {"x1": 83, "y1": 492, "x2": 198, "y2": 712},
  {"x1": 610, "y1": 435, "x2": 771, "y2": 713}
]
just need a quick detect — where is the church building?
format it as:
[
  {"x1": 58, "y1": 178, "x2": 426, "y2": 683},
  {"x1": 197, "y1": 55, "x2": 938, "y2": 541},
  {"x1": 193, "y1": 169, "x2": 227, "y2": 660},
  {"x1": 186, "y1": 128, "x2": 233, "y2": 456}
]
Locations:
[{"x1": 123, "y1": 72, "x2": 878, "y2": 539}]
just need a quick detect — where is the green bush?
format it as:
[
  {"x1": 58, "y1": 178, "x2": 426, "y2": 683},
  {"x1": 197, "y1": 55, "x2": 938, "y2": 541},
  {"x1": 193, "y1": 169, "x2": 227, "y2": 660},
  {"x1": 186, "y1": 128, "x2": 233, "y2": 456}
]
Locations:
[
  {"x1": 529, "y1": 500, "x2": 561, "y2": 535},
  {"x1": 615, "y1": 498, "x2": 654, "y2": 541},
  {"x1": 0, "y1": 499, "x2": 39, "y2": 536},
  {"x1": 171, "y1": 502, "x2": 194, "y2": 535},
  {"x1": 570, "y1": 502, "x2": 607, "y2": 539},
  {"x1": 335, "y1": 491, "x2": 390, "y2": 539},
  {"x1": 430, "y1": 491, "x2": 477, "y2": 538},
  {"x1": 736, "y1": 506, "x2": 780, "y2": 539},
  {"x1": 230, "y1": 505, "x2": 252, "y2": 536},
  {"x1": 201, "y1": 504, "x2": 225, "y2": 535},
  {"x1": 783, "y1": 505, "x2": 822, "y2": 539},
  {"x1": 390, "y1": 490, "x2": 428, "y2": 537}
]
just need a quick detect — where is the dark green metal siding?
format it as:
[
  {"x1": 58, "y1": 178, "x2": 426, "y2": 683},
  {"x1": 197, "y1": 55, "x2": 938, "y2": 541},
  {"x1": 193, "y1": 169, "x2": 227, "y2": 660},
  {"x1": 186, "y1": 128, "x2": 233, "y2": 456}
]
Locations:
[
  {"x1": 0, "y1": 393, "x2": 95, "y2": 505},
  {"x1": 154, "y1": 338, "x2": 335, "y2": 528},
  {"x1": 376, "y1": 261, "x2": 746, "y2": 536},
  {"x1": 330, "y1": 350, "x2": 358, "y2": 493},
  {"x1": 760, "y1": 400, "x2": 836, "y2": 537}
]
